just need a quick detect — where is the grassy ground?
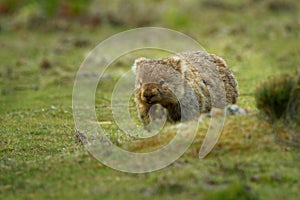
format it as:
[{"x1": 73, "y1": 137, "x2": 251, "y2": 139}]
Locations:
[{"x1": 1, "y1": 0, "x2": 300, "y2": 199}]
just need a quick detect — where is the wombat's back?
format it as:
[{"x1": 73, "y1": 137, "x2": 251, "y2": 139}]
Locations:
[{"x1": 175, "y1": 51, "x2": 239, "y2": 110}]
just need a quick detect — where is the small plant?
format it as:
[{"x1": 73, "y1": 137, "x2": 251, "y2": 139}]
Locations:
[{"x1": 255, "y1": 73, "x2": 296, "y2": 123}]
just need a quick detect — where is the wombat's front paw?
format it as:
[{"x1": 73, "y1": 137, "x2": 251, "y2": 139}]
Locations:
[{"x1": 141, "y1": 113, "x2": 150, "y2": 126}]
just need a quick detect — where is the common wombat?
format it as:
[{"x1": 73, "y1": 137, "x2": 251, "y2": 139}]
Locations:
[{"x1": 132, "y1": 51, "x2": 238, "y2": 125}]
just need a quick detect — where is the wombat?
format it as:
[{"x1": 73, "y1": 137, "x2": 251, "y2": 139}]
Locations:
[{"x1": 132, "y1": 51, "x2": 239, "y2": 125}]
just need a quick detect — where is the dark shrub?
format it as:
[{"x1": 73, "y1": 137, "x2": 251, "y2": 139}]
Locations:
[{"x1": 255, "y1": 74, "x2": 295, "y2": 122}]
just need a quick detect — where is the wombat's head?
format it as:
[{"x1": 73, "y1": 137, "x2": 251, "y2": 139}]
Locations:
[{"x1": 132, "y1": 56, "x2": 187, "y2": 106}]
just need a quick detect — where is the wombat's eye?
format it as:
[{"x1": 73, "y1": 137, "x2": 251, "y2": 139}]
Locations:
[{"x1": 159, "y1": 80, "x2": 165, "y2": 85}]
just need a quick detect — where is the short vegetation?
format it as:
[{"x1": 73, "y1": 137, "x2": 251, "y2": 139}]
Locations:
[{"x1": 255, "y1": 74, "x2": 296, "y2": 123}]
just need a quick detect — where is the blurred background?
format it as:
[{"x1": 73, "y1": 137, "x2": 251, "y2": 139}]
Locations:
[{"x1": 1, "y1": 0, "x2": 299, "y2": 96}]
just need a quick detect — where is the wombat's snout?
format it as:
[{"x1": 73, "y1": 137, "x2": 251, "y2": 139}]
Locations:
[{"x1": 141, "y1": 83, "x2": 160, "y2": 104}]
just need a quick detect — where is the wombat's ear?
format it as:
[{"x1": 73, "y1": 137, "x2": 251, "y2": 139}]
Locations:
[
  {"x1": 132, "y1": 57, "x2": 147, "y2": 74},
  {"x1": 169, "y1": 56, "x2": 187, "y2": 75}
]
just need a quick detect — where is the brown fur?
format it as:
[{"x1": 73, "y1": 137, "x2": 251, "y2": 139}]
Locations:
[{"x1": 133, "y1": 51, "x2": 239, "y2": 125}]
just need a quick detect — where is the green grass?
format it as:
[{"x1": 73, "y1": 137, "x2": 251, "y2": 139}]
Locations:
[{"x1": 1, "y1": 0, "x2": 300, "y2": 199}]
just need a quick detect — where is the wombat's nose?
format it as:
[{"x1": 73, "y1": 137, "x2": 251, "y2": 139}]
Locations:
[
  {"x1": 143, "y1": 93, "x2": 155, "y2": 102},
  {"x1": 143, "y1": 89, "x2": 158, "y2": 104}
]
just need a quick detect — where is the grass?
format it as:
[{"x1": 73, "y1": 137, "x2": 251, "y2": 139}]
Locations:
[
  {"x1": 255, "y1": 74, "x2": 296, "y2": 122},
  {"x1": 1, "y1": 0, "x2": 300, "y2": 199}
]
